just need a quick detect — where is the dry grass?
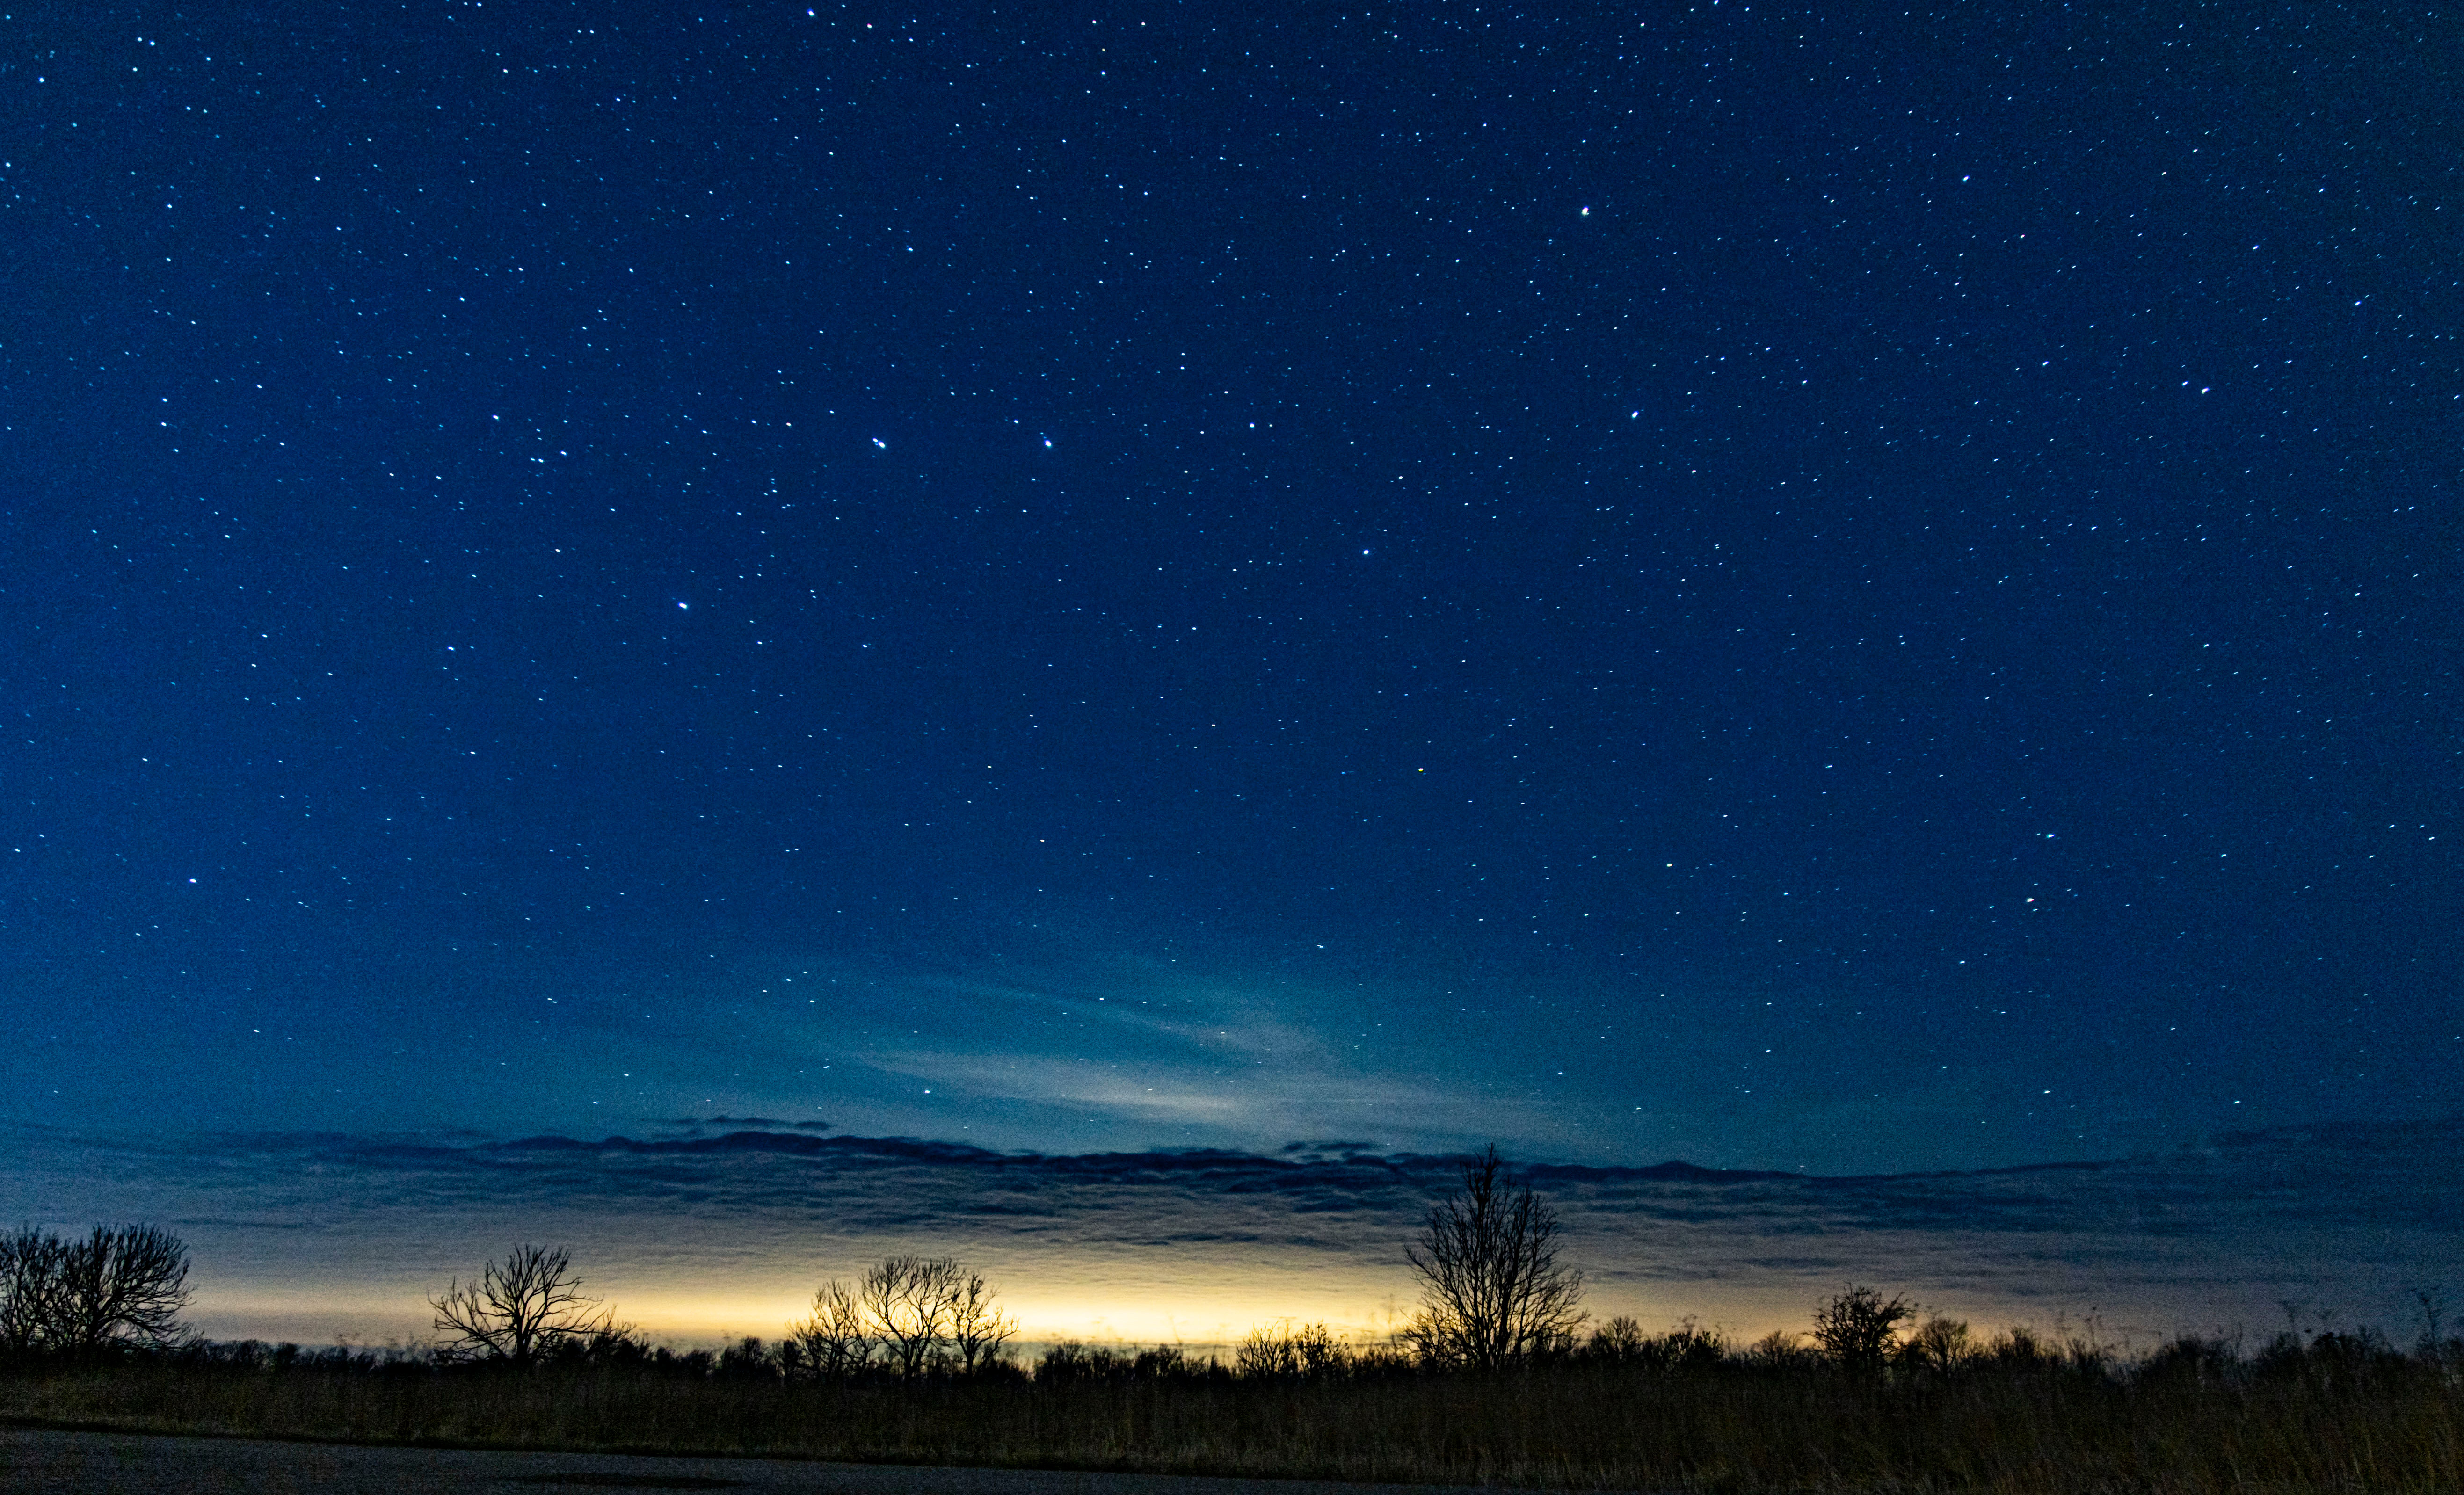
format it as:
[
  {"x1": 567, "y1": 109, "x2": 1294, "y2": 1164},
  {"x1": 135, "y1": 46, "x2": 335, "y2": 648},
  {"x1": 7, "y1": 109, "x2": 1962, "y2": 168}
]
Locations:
[{"x1": 1, "y1": 1335, "x2": 2457, "y2": 1492}]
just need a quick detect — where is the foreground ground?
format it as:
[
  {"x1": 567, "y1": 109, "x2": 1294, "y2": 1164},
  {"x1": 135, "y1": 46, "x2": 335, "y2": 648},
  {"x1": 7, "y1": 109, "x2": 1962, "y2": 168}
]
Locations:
[
  {"x1": 6, "y1": 1330, "x2": 2458, "y2": 1491},
  {"x1": 0, "y1": 1428, "x2": 1537, "y2": 1495}
]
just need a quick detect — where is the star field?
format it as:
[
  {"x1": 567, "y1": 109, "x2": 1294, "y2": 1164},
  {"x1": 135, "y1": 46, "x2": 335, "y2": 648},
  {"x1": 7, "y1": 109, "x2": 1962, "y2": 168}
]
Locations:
[{"x1": 0, "y1": 1, "x2": 2455, "y2": 1171}]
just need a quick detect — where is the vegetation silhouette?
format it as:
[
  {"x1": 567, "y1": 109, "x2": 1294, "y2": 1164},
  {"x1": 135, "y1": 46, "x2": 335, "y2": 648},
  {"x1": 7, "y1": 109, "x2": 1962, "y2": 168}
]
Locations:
[
  {"x1": 7, "y1": 1302, "x2": 2459, "y2": 1490},
  {"x1": 1402, "y1": 1142, "x2": 1586, "y2": 1369},
  {"x1": 785, "y1": 1256, "x2": 1018, "y2": 1380},
  {"x1": 429, "y1": 1244, "x2": 624, "y2": 1365},
  {"x1": 4, "y1": 1172, "x2": 2461, "y2": 1489},
  {"x1": 783, "y1": 1277, "x2": 872, "y2": 1379},
  {"x1": 0, "y1": 1224, "x2": 191, "y2": 1356},
  {"x1": 1233, "y1": 1319, "x2": 1354, "y2": 1380},
  {"x1": 1811, "y1": 1283, "x2": 1917, "y2": 1375}
]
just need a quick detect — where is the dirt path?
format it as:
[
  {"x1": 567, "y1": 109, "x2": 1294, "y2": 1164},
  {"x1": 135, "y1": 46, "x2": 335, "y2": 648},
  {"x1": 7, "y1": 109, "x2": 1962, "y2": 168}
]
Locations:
[{"x1": 0, "y1": 1427, "x2": 1532, "y2": 1495}]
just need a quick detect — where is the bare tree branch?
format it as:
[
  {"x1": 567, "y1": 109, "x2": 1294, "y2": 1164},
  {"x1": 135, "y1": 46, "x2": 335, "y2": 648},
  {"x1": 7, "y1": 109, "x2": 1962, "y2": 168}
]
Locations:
[
  {"x1": 787, "y1": 1277, "x2": 876, "y2": 1379},
  {"x1": 949, "y1": 1267, "x2": 1018, "y2": 1373},
  {"x1": 858, "y1": 1255, "x2": 967, "y2": 1378},
  {"x1": 0, "y1": 1227, "x2": 68, "y2": 1353},
  {"x1": 1403, "y1": 1146, "x2": 1585, "y2": 1370},
  {"x1": 13, "y1": 1226, "x2": 196, "y2": 1356},
  {"x1": 800, "y1": 1256, "x2": 1013, "y2": 1379},
  {"x1": 429, "y1": 1244, "x2": 610, "y2": 1364}
]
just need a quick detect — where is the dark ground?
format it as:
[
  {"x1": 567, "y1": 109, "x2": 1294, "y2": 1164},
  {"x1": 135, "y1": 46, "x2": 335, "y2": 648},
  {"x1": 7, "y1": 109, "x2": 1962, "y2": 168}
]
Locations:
[{"x1": 0, "y1": 1427, "x2": 1550, "y2": 1495}]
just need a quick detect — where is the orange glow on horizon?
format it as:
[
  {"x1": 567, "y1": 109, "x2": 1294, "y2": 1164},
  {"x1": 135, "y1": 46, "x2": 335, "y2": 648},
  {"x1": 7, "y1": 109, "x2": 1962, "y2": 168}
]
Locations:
[{"x1": 189, "y1": 1267, "x2": 1858, "y2": 1355}]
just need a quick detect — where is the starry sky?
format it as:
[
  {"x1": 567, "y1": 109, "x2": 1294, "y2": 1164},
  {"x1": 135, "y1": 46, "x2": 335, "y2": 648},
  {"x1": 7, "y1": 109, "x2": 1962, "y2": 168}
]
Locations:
[{"x1": 3, "y1": 1, "x2": 2457, "y2": 1177}]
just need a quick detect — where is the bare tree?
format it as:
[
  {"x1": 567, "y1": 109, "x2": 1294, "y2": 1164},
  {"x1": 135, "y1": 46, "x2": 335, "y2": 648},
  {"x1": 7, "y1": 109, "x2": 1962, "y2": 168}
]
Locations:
[
  {"x1": 858, "y1": 1255, "x2": 967, "y2": 1377},
  {"x1": 948, "y1": 1266, "x2": 1018, "y2": 1373},
  {"x1": 1403, "y1": 1145, "x2": 1585, "y2": 1370},
  {"x1": 799, "y1": 1256, "x2": 1013, "y2": 1379},
  {"x1": 0, "y1": 1227, "x2": 66, "y2": 1353},
  {"x1": 1810, "y1": 1285, "x2": 1913, "y2": 1374},
  {"x1": 787, "y1": 1277, "x2": 876, "y2": 1378},
  {"x1": 4, "y1": 1225, "x2": 196, "y2": 1355},
  {"x1": 430, "y1": 1244, "x2": 613, "y2": 1364}
]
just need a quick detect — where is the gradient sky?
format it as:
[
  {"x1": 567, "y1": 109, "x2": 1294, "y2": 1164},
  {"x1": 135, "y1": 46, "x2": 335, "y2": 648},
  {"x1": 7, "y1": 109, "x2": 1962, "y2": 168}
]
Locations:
[{"x1": 3, "y1": 2, "x2": 2457, "y2": 1182}]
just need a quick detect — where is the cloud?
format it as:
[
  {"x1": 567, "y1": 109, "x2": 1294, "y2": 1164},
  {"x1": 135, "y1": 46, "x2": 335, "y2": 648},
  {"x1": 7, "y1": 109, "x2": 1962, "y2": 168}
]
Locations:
[
  {"x1": 863, "y1": 1045, "x2": 1474, "y2": 1136},
  {"x1": 731, "y1": 957, "x2": 1574, "y2": 1156},
  {"x1": 865, "y1": 1052, "x2": 1261, "y2": 1123},
  {"x1": 4, "y1": 1118, "x2": 2457, "y2": 1350},
  {"x1": 828, "y1": 971, "x2": 1562, "y2": 1148}
]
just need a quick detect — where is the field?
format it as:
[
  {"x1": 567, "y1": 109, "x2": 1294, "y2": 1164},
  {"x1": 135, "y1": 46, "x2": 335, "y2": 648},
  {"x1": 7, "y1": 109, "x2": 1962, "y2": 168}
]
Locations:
[{"x1": 3, "y1": 1327, "x2": 2458, "y2": 1493}]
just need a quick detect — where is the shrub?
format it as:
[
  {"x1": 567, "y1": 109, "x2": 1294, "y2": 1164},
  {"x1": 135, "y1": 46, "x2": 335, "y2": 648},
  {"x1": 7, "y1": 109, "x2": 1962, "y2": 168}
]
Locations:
[{"x1": 1810, "y1": 1284, "x2": 1912, "y2": 1373}]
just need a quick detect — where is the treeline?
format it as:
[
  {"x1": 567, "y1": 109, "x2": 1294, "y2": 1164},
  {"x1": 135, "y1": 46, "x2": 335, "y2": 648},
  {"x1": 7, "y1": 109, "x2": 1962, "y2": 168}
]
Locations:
[
  {"x1": 18, "y1": 1291, "x2": 2464, "y2": 1390},
  {"x1": 6, "y1": 1294, "x2": 2460, "y2": 1492},
  {"x1": 6, "y1": 1149, "x2": 2460, "y2": 1488}
]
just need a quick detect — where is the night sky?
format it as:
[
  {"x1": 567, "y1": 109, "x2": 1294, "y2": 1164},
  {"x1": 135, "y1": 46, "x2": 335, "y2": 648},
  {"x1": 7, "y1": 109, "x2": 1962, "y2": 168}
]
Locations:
[{"x1": 5, "y1": 1, "x2": 2457, "y2": 1180}]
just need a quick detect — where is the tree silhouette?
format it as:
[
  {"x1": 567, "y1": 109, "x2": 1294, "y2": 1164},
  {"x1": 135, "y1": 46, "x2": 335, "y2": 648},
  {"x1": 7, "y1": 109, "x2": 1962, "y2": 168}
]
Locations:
[
  {"x1": 1236, "y1": 1319, "x2": 1345, "y2": 1379},
  {"x1": 795, "y1": 1256, "x2": 1015, "y2": 1378},
  {"x1": 430, "y1": 1244, "x2": 614, "y2": 1364},
  {"x1": 787, "y1": 1277, "x2": 875, "y2": 1378},
  {"x1": 858, "y1": 1255, "x2": 967, "y2": 1378},
  {"x1": 948, "y1": 1266, "x2": 1018, "y2": 1373},
  {"x1": 0, "y1": 1227, "x2": 65, "y2": 1353},
  {"x1": 1403, "y1": 1145, "x2": 1584, "y2": 1370},
  {"x1": 1810, "y1": 1285, "x2": 1913, "y2": 1373},
  {"x1": 0, "y1": 1225, "x2": 192, "y2": 1355}
]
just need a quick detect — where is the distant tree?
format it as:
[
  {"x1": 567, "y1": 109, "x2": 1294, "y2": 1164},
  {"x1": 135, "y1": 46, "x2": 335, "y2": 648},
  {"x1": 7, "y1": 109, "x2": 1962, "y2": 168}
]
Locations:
[
  {"x1": 1580, "y1": 1315, "x2": 1731, "y2": 1372},
  {"x1": 1034, "y1": 1339, "x2": 1124, "y2": 1384},
  {"x1": 1744, "y1": 1328, "x2": 1812, "y2": 1370},
  {"x1": 1236, "y1": 1319, "x2": 1346, "y2": 1379},
  {"x1": 1035, "y1": 1340, "x2": 1214, "y2": 1385},
  {"x1": 787, "y1": 1277, "x2": 875, "y2": 1378},
  {"x1": 1402, "y1": 1145, "x2": 1585, "y2": 1370},
  {"x1": 1810, "y1": 1285, "x2": 1913, "y2": 1374},
  {"x1": 1583, "y1": 1314, "x2": 1650, "y2": 1365},
  {"x1": 430, "y1": 1244, "x2": 615, "y2": 1364},
  {"x1": 1899, "y1": 1314, "x2": 1974, "y2": 1374},
  {"x1": 717, "y1": 1335, "x2": 778, "y2": 1379},
  {"x1": 858, "y1": 1255, "x2": 967, "y2": 1377},
  {"x1": 948, "y1": 1266, "x2": 1018, "y2": 1373},
  {"x1": 0, "y1": 1225, "x2": 193, "y2": 1355},
  {"x1": 799, "y1": 1256, "x2": 1014, "y2": 1379},
  {"x1": 1659, "y1": 1318, "x2": 1729, "y2": 1372}
]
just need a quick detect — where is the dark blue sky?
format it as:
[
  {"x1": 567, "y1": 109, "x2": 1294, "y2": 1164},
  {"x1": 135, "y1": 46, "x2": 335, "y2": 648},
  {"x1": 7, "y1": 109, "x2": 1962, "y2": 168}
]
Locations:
[{"x1": 3, "y1": 1, "x2": 2455, "y2": 1171}]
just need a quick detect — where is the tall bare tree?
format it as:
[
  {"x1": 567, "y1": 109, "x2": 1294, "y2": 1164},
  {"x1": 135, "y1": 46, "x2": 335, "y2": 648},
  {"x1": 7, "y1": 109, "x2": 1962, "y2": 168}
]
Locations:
[
  {"x1": 1403, "y1": 1146, "x2": 1584, "y2": 1370},
  {"x1": 430, "y1": 1244, "x2": 613, "y2": 1363},
  {"x1": 787, "y1": 1277, "x2": 876, "y2": 1378},
  {"x1": 858, "y1": 1255, "x2": 967, "y2": 1377},
  {"x1": 0, "y1": 1225, "x2": 194, "y2": 1355}
]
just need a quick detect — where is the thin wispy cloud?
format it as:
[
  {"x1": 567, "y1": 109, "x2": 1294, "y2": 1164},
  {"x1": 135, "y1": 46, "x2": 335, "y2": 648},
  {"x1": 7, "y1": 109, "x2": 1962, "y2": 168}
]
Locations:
[{"x1": 811, "y1": 961, "x2": 1541, "y2": 1148}]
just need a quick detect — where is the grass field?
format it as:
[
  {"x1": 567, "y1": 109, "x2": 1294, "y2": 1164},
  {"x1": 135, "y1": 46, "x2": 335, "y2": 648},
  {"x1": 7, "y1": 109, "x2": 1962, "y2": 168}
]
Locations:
[{"x1": 3, "y1": 1325, "x2": 2458, "y2": 1492}]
